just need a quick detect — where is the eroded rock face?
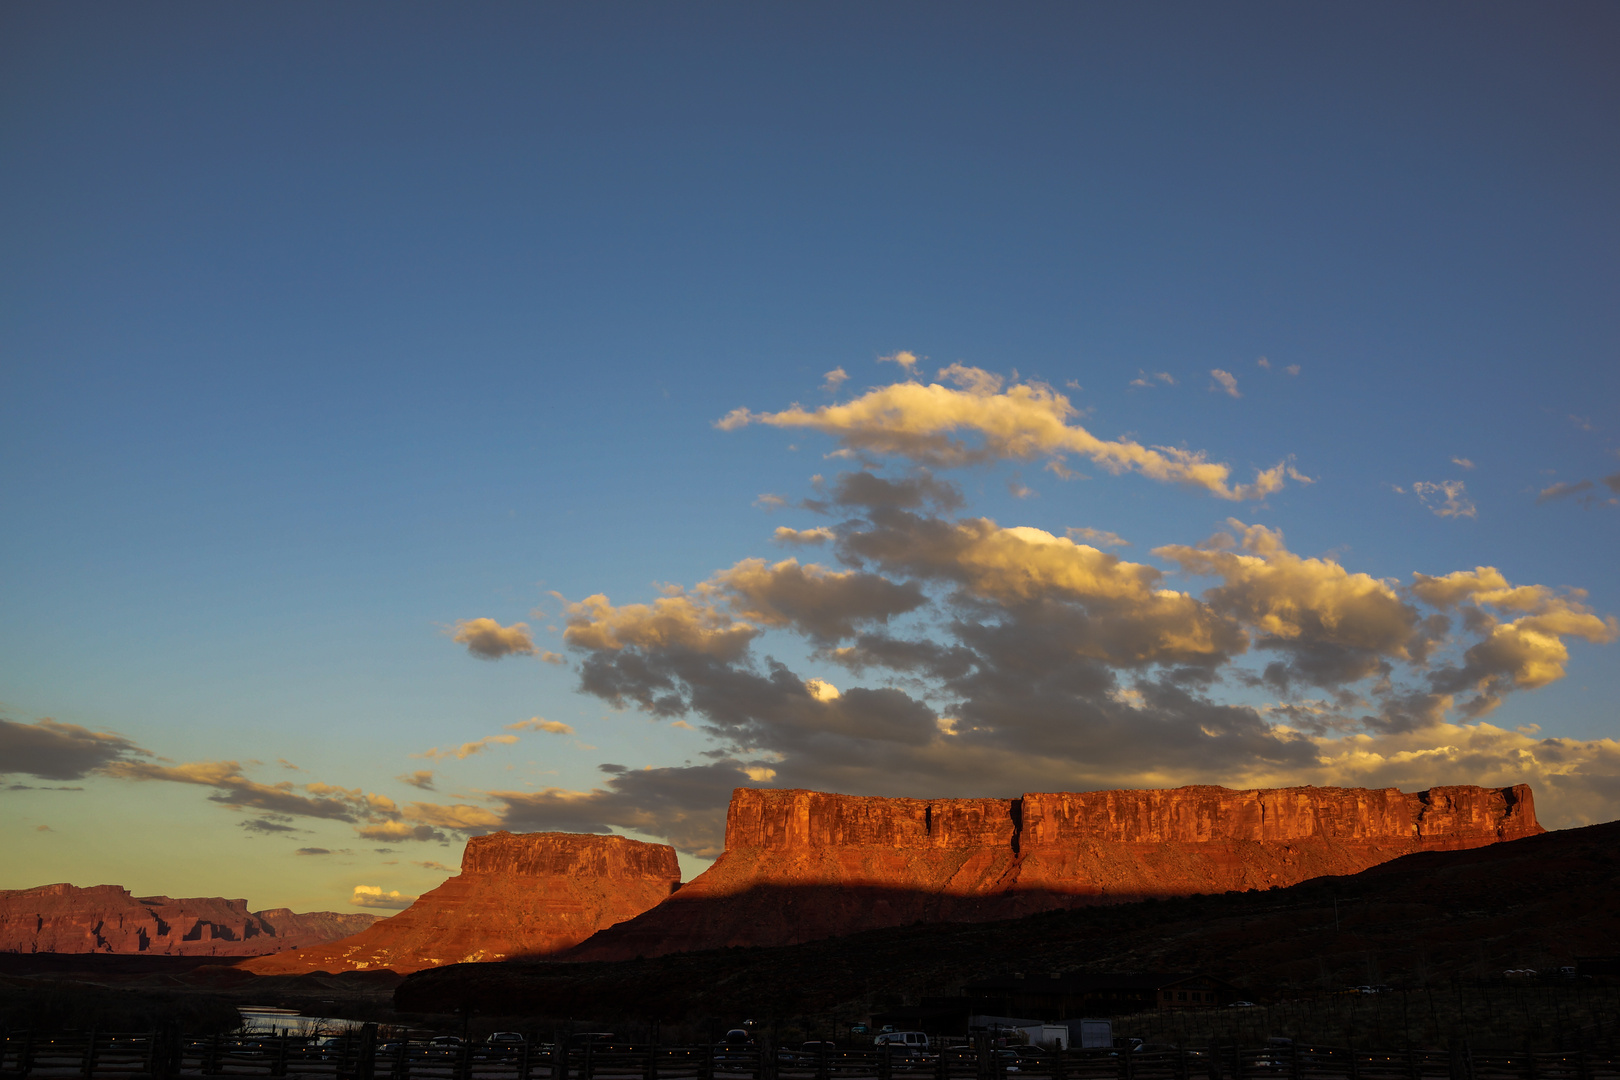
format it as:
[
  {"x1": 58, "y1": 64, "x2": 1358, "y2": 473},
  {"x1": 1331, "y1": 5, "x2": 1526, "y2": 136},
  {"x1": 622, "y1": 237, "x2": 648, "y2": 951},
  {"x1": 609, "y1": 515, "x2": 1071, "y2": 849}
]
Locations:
[
  {"x1": 567, "y1": 783, "x2": 1541, "y2": 960},
  {"x1": 0, "y1": 883, "x2": 378, "y2": 955},
  {"x1": 239, "y1": 831, "x2": 681, "y2": 975}
]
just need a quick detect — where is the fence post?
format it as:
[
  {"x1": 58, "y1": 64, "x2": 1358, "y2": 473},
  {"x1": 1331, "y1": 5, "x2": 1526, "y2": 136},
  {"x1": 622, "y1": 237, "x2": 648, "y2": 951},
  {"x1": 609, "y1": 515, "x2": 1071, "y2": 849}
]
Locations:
[
  {"x1": 356, "y1": 1023, "x2": 379, "y2": 1080},
  {"x1": 518, "y1": 1040, "x2": 531, "y2": 1080},
  {"x1": 1056, "y1": 1047, "x2": 1068, "y2": 1080},
  {"x1": 1448, "y1": 1041, "x2": 1461, "y2": 1080},
  {"x1": 19, "y1": 1029, "x2": 35, "y2": 1080},
  {"x1": 396, "y1": 1038, "x2": 411, "y2": 1080},
  {"x1": 274, "y1": 1033, "x2": 289, "y2": 1079},
  {"x1": 583, "y1": 1040, "x2": 594, "y2": 1080},
  {"x1": 555, "y1": 1036, "x2": 568, "y2": 1080},
  {"x1": 1522, "y1": 1044, "x2": 1536, "y2": 1080},
  {"x1": 81, "y1": 1029, "x2": 99, "y2": 1079},
  {"x1": 880, "y1": 1046, "x2": 893, "y2": 1080}
]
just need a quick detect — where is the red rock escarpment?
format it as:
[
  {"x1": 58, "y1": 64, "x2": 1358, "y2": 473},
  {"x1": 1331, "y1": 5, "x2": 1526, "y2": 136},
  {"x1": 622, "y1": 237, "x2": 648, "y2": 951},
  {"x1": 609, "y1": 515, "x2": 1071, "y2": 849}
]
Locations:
[
  {"x1": 239, "y1": 831, "x2": 681, "y2": 975},
  {"x1": 566, "y1": 783, "x2": 1541, "y2": 960},
  {"x1": 0, "y1": 883, "x2": 378, "y2": 955}
]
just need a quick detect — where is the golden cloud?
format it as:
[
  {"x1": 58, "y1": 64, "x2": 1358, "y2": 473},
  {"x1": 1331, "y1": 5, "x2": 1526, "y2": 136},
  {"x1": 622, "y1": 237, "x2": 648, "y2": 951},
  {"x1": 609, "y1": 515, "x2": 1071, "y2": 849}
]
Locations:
[
  {"x1": 105, "y1": 759, "x2": 363, "y2": 821},
  {"x1": 414, "y1": 734, "x2": 520, "y2": 761},
  {"x1": 772, "y1": 525, "x2": 836, "y2": 546},
  {"x1": 507, "y1": 717, "x2": 575, "y2": 735},
  {"x1": 1156, "y1": 521, "x2": 1422, "y2": 658},
  {"x1": 707, "y1": 556, "x2": 926, "y2": 641},
  {"x1": 562, "y1": 592, "x2": 757, "y2": 659},
  {"x1": 717, "y1": 365, "x2": 1291, "y2": 500},
  {"x1": 450, "y1": 617, "x2": 538, "y2": 659}
]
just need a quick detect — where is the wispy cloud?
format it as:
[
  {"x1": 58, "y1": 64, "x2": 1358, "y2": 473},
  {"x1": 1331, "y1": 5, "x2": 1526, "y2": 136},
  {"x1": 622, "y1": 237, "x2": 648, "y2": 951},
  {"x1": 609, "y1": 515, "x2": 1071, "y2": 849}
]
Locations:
[
  {"x1": 413, "y1": 734, "x2": 520, "y2": 761},
  {"x1": 772, "y1": 525, "x2": 836, "y2": 546},
  {"x1": 1065, "y1": 526, "x2": 1129, "y2": 547},
  {"x1": 1412, "y1": 480, "x2": 1477, "y2": 518},
  {"x1": 1209, "y1": 369, "x2": 1241, "y2": 398},
  {"x1": 1538, "y1": 473, "x2": 1620, "y2": 508},
  {"x1": 507, "y1": 717, "x2": 574, "y2": 735}
]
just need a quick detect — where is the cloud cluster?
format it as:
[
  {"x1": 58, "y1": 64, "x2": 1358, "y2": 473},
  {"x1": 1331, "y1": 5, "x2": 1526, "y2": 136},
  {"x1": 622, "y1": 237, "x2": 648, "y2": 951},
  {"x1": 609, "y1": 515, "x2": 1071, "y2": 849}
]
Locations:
[
  {"x1": 479, "y1": 453, "x2": 1615, "y2": 853},
  {"x1": 88, "y1": 366, "x2": 1617, "y2": 864}
]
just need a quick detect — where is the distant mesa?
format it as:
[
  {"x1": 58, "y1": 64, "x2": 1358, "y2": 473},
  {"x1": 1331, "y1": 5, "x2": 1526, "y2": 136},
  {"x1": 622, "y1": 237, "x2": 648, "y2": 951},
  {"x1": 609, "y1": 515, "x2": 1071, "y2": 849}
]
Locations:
[
  {"x1": 237, "y1": 831, "x2": 682, "y2": 976},
  {"x1": 0, "y1": 883, "x2": 378, "y2": 956},
  {"x1": 6, "y1": 784, "x2": 1537, "y2": 970},
  {"x1": 564, "y1": 783, "x2": 1542, "y2": 960}
]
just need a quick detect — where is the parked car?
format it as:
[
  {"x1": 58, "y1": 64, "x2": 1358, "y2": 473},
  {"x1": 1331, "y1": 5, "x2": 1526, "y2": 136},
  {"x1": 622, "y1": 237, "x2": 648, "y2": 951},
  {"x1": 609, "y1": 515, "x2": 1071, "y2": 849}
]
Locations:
[
  {"x1": 884, "y1": 1047, "x2": 932, "y2": 1071},
  {"x1": 480, "y1": 1033, "x2": 526, "y2": 1060},
  {"x1": 991, "y1": 1049, "x2": 1021, "y2": 1073},
  {"x1": 425, "y1": 1036, "x2": 464, "y2": 1058}
]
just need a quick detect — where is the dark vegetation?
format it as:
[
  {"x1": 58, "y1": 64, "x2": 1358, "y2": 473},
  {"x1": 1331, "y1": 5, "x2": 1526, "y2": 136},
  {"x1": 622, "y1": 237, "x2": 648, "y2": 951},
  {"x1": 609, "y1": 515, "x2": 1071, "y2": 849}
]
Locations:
[{"x1": 0, "y1": 979, "x2": 242, "y2": 1034}]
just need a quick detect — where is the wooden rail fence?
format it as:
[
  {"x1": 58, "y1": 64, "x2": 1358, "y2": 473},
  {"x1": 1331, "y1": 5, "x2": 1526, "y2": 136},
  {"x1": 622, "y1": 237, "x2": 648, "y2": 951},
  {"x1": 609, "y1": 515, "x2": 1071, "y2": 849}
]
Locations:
[{"x1": 3, "y1": 1031, "x2": 1615, "y2": 1080}]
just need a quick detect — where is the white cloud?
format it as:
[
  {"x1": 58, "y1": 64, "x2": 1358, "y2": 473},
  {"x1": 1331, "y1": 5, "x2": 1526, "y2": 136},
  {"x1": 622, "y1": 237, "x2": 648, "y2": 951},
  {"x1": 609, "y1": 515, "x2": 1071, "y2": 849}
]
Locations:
[
  {"x1": 1209, "y1": 369, "x2": 1241, "y2": 398},
  {"x1": 351, "y1": 885, "x2": 415, "y2": 910}
]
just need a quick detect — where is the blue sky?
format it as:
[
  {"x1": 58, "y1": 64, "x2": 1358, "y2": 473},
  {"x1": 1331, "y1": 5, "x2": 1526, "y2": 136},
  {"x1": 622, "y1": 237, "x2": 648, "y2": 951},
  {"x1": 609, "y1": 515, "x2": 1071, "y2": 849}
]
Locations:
[{"x1": 3, "y1": 4, "x2": 1617, "y2": 914}]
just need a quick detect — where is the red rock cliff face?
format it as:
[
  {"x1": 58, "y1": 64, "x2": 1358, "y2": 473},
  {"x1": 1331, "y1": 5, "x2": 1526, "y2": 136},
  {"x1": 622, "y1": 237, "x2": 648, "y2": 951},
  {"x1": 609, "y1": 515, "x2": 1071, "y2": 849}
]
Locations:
[
  {"x1": 0, "y1": 883, "x2": 377, "y2": 955},
  {"x1": 240, "y1": 831, "x2": 681, "y2": 975},
  {"x1": 567, "y1": 783, "x2": 1541, "y2": 960}
]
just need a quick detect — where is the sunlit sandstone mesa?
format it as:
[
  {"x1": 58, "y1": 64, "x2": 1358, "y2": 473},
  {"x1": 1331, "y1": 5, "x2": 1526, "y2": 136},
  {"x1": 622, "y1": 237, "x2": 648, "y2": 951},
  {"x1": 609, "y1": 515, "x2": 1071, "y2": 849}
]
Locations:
[
  {"x1": 240, "y1": 832, "x2": 679, "y2": 975},
  {"x1": 0, "y1": 884, "x2": 377, "y2": 956},
  {"x1": 566, "y1": 784, "x2": 1541, "y2": 961}
]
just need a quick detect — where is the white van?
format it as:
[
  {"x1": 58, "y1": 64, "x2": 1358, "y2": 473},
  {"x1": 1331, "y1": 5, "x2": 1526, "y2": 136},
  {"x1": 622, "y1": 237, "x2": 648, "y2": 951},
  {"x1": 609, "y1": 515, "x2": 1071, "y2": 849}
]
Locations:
[{"x1": 874, "y1": 1032, "x2": 930, "y2": 1049}]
